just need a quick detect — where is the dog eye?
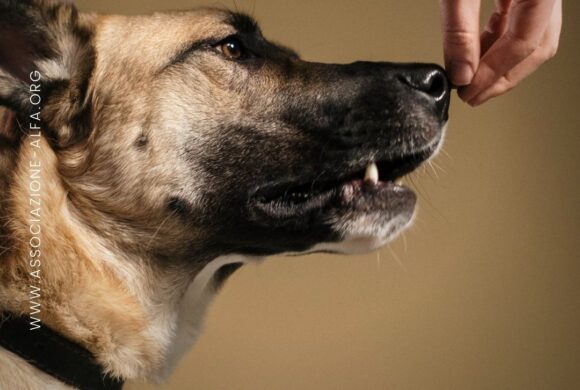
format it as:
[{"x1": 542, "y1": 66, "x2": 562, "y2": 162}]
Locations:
[{"x1": 219, "y1": 37, "x2": 244, "y2": 60}]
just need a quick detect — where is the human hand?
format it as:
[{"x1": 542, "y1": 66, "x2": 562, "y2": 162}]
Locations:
[{"x1": 439, "y1": 0, "x2": 562, "y2": 106}]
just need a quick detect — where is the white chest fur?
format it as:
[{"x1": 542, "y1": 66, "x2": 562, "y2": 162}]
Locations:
[{"x1": 151, "y1": 255, "x2": 256, "y2": 382}]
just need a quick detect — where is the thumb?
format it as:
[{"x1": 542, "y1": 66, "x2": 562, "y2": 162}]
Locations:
[{"x1": 439, "y1": 0, "x2": 482, "y2": 86}]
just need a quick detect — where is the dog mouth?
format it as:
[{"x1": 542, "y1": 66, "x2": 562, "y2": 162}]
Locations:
[{"x1": 250, "y1": 147, "x2": 435, "y2": 220}]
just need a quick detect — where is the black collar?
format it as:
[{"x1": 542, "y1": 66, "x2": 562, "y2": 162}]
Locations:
[{"x1": 0, "y1": 313, "x2": 124, "y2": 390}]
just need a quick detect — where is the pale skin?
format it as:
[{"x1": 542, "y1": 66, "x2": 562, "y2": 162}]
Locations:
[{"x1": 439, "y1": 0, "x2": 562, "y2": 106}]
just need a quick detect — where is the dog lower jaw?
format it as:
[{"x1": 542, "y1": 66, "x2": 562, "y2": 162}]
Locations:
[
  {"x1": 325, "y1": 207, "x2": 416, "y2": 254},
  {"x1": 277, "y1": 206, "x2": 416, "y2": 258}
]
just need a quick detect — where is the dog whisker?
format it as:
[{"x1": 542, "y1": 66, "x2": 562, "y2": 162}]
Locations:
[
  {"x1": 428, "y1": 160, "x2": 440, "y2": 180},
  {"x1": 430, "y1": 160, "x2": 447, "y2": 175},
  {"x1": 145, "y1": 210, "x2": 177, "y2": 251},
  {"x1": 386, "y1": 245, "x2": 407, "y2": 272}
]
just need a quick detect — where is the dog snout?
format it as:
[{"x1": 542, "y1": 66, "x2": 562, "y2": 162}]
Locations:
[
  {"x1": 279, "y1": 61, "x2": 451, "y2": 153},
  {"x1": 397, "y1": 64, "x2": 450, "y2": 120}
]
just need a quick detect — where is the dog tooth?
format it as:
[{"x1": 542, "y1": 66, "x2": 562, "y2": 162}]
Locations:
[{"x1": 364, "y1": 162, "x2": 379, "y2": 185}]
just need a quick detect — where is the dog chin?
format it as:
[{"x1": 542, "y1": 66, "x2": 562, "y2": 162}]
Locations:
[
  {"x1": 281, "y1": 206, "x2": 416, "y2": 257},
  {"x1": 324, "y1": 208, "x2": 416, "y2": 254}
]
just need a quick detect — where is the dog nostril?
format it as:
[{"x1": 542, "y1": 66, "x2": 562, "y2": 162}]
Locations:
[
  {"x1": 398, "y1": 68, "x2": 449, "y2": 102},
  {"x1": 422, "y1": 71, "x2": 448, "y2": 102},
  {"x1": 396, "y1": 66, "x2": 450, "y2": 120}
]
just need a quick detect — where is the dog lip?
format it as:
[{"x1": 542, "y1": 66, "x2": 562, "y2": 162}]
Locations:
[
  {"x1": 337, "y1": 179, "x2": 416, "y2": 211},
  {"x1": 248, "y1": 145, "x2": 436, "y2": 220},
  {"x1": 251, "y1": 187, "x2": 336, "y2": 219},
  {"x1": 253, "y1": 145, "x2": 435, "y2": 200},
  {"x1": 249, "y1": 178, "x2": 416, "y2": 221}
]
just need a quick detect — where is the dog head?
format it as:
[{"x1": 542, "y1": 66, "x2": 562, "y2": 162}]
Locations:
[{"x1": 0, "y1": 1, "x2": 449, "y2": 264}]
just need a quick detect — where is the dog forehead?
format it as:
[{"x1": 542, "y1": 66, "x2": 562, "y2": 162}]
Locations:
[{"x1": 93, "y1": 9, "x2": 238, "y2": 71}]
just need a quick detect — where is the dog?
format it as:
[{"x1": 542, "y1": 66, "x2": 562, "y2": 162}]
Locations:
[{"x1": 0, "y1": 0, "x2": 450, "y2": 388}]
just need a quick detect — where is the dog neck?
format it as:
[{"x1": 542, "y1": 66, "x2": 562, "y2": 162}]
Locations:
[{"x1": 0, "y1": 134, "x2": 251, "y2": 384}]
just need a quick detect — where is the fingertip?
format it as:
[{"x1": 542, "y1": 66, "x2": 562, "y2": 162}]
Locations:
[
  {"x1": 448, "y1": 60, "x2": 475, "y2": 86},
  {"x1": 467, "y1": 91, "x2": 488, "y2": 106},
  {"x1": 457, "y1": 70, "x2": 490, "y2": 103},
  {"x1": 457, "y1": 85, "x2": 474, "y2": 102},
  {"x1": 458, "y1": 88, "x2": 481, "y2": 106},
  {"x1": 467, "y1": 97, "x2": 484, "y2": 107}
]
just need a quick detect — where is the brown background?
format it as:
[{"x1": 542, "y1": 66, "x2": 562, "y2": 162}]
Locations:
[{"x1": 73, "y1": 1, "x2": 580, "y2": 389}]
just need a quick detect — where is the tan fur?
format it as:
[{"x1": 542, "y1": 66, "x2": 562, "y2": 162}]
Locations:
[
  {"x1": 0, "y1": 7, "x2": 246, "y2": 386},
  {"x1": 0, "y1": 348, "x2": 72, "y2": 389},
  {"x1": 1, "y1": 134, "x2": 164, "y2": 376}
]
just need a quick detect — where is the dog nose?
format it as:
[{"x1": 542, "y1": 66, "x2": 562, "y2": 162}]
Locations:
[{"x1": 397, "y1": 65, "x2": 450, "y2": 119}]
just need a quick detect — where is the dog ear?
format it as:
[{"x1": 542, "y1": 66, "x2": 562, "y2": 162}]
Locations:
[{"x1": 0, "y1": 0, "x2": 95, "y2": 145}]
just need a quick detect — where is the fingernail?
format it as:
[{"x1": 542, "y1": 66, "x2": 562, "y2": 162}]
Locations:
[{"x1": 449, "y1": 61, "x2": 474, "y2": 86}]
